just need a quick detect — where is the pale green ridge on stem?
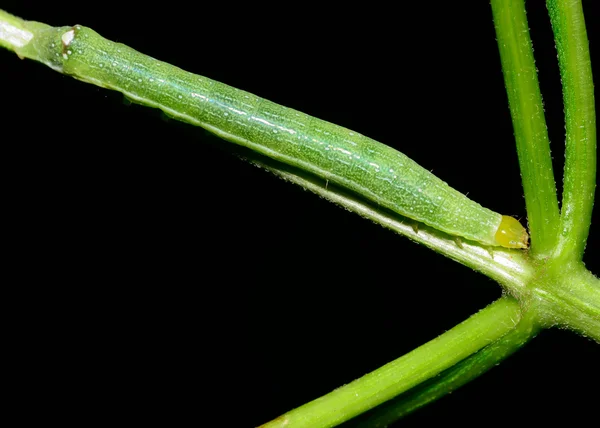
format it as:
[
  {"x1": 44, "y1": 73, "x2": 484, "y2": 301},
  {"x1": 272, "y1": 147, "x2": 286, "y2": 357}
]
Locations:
[
  {"x1": 0, "y1": 9, "x2": 70, "y2": 73},
  {"x1": 0, "y1": 9, "x2": 31, "y2": 51},
  {"x1": 254, "y1": 153, "x2": 600, "y2": 343},
  {"x1": 547, "y1": 0, "x2": 597, "y2": 262},
  {"x1": 491, "y1": 0, "x2": 560, "y2": 256},
  {"x1": 259, "y1": 298, "x2": 523, "y2": 428},
  {"x1": 252, "y1": 156, "x2": 533, "y2": 293},
  {"x1": 348, "y1": 305, "x2": 539, "y2": 427}
]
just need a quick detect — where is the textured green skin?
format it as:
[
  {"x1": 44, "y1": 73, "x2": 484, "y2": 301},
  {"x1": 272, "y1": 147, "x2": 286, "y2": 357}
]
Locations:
[{"x1": 27, "y1": 25, "x2": 503, "y2": 246}]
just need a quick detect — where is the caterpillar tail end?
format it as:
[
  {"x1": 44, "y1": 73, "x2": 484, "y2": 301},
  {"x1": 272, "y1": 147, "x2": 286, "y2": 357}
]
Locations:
[{"x1": 494, "y1": 215, "x2": 529, "y2": 249}]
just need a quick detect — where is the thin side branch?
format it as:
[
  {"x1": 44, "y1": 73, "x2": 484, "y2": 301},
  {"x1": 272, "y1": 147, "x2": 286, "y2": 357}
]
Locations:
[
  {"x1": 260, "y1": 298, "x2": 523, "y2": 428},
  {"x1": 547, "y1": 0, "x2": 597, "y2": 262},
  {"x1": 491, "y1": 0, "x2": 560, "y2": 256}
]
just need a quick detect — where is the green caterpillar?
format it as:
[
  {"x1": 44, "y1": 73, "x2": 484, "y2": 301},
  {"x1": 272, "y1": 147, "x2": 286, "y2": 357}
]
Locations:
[{"x1": 7, "y1": 17, "x2": 528, "y2": 249}]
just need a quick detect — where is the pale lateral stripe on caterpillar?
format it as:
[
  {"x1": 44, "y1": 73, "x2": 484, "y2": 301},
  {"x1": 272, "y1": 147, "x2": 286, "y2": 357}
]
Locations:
[{"x1": 13, "y1": 21, "x2": 528, "y2": 249}]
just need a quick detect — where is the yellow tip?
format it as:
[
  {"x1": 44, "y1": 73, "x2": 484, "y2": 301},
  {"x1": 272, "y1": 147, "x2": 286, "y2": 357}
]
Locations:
[{"x1": 494, "y1": 216, "x2": 529, "y2": 249}]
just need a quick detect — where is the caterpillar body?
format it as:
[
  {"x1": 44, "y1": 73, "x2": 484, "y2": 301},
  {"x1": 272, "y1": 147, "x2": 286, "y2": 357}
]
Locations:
[{"x1": 16, "y1": 22, "x2": 528, "y2": 249}]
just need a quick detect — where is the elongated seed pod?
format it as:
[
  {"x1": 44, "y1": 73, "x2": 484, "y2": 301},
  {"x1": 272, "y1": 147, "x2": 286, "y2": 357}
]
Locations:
[{"x1": 11, "y1": 21, "x2": 528, "y2": 249}]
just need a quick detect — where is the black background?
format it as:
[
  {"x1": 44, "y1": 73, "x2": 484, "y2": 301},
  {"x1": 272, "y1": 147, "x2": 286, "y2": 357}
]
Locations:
[{"x1": 2, "y1": 1, "x2": 599, "y2": 426}]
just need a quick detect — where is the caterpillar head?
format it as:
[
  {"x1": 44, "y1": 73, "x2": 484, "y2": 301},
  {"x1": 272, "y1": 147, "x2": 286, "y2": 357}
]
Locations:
[{"x1": 494, "y1": 215, "x2": 529, "y2": 249}]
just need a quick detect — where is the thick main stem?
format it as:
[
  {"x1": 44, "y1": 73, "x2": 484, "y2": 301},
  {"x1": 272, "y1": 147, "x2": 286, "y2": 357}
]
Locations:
[{"x1": 536, "y1": 261, "x2": 600, "y2": 341}]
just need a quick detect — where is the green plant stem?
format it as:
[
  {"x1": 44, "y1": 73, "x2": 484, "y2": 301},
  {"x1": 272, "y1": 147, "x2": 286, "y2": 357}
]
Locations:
[
  {"x1": 255, "y1": 155, "x2": 600, "y2": 340},
  {"x1": 491, "y1": 0, "x2": 560, "y2": 256},
  {"x1": 547, "y1": 0, "x2": 597, "y2": 262},
  {"x1": 346, "y1": 308, "x2": 539, "y2": 427},
  {"x1": 260, "y1": 298, "x2": 523, "y2": 428},
  {"x1": 0, "y1": 9, "x2": 32, "y2": 51},
  {"x1": 251, "y1": 155, "x2": 533, "y2": 292},
  {"x1": 537, "y1": 260, "x2": 600, "y2": 341}
]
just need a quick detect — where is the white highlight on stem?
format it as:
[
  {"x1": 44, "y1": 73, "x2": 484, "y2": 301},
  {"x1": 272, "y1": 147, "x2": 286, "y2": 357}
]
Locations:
[
  {"x1": 61, "y1": 29, "x2": 74, "y2": 47},
  {"x1": 0, "y1": 20, "x2": 33, "y2": 48}
]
